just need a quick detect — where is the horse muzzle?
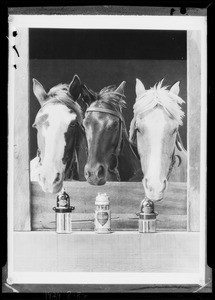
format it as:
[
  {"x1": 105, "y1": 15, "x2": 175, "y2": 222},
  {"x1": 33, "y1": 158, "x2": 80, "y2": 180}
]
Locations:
[
  {"x1": 84, "y1": 163, "x2": 107, "y2": 185},
  {"x1": 38, "y1": 172, "x2": 64, "y2": 194},
  {"x1": 142, "y1": 177, "x2": 168, "y2": 202}
]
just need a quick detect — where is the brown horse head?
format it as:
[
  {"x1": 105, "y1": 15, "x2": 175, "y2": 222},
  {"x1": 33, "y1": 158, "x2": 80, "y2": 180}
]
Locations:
[{"x1": 81, "y1": 82, "x2": 126, "y2": 185}]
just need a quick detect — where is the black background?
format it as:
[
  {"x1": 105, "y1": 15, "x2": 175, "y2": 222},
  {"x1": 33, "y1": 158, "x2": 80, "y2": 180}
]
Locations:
[{"x1": 30, "y1": 29, "x2": 186, "y2": 60}]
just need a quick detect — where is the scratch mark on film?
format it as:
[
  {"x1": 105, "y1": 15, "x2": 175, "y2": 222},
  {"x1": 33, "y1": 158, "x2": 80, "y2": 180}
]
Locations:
[
  {"x1": 4, "y1": 283, "x2": 19, "y2": 293},
  {"x1": 193, "y1": 280, "x2": 212, "y2": 293},
  {"x1": 6, "y1": 36, "x2": 20, "y2": 57}
]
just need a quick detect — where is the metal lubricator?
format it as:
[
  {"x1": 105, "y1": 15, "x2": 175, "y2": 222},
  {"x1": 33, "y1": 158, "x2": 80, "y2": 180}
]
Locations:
[
  {"x1": 53, "y1": 188, "x2": 75, "y2": 233},
  {"x1": 136, "y1": 198, "x2": 158, "y2": 233}
]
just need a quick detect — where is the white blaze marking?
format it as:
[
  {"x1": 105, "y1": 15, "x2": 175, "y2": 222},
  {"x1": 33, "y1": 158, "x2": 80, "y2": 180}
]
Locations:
[
  {"x1": 87, "y1": 125, "x2": 93, "y2": 143},
  {"x1": 145, "y1": 109, "x2": 166, "y2": 181},
  {"x1": 41, "y1": 105, "x2": 76, "y2": 171}
]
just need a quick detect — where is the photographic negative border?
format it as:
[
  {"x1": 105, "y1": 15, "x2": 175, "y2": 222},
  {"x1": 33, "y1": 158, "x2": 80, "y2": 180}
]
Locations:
[{"x1": 7, "y1": 13, "x2": 207, "y2": 285}]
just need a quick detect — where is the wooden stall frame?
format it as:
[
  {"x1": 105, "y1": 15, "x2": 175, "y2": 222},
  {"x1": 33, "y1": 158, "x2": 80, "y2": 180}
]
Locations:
[{"x1": 8, "y1": 14, "x2": 207, "y2": 285}]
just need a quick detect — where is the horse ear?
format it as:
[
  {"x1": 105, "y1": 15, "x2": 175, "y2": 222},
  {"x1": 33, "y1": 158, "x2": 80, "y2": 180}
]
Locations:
[
  {"x1": 32, "y1": 78, "x2": 47, "y2": 106},
  {"x1": 135, "y1": 78, "x2": 146, "y2": 101},
  {"x1": 115, "y1": 81, "x2": 126, "y2": 95},
  {"x1": 69, "y1": 75, "x2": 81, "y2": 101},
  {"x1": 169, "y1": 81, "x2": 180, "y2": 96},
  {"x1": 80, "y1": 84, "x2": 96, "y2": 106}
]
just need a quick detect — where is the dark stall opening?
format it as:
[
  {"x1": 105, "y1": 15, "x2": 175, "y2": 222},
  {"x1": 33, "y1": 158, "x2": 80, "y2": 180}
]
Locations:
[{"x1": 30, "y1": 29, "x2": 187, "y2": 160}]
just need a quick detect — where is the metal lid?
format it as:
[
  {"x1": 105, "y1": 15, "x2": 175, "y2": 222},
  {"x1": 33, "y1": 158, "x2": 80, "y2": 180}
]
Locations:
[
  {"x1": 140, "y1": 198, "x2": 155, "y2": 214},
  {"x1": 53, "y1": 188, "x2": 75, "y2": 213},
  {"x1": 136, "y1": 198, "x2": 158, "y2": 219},
  {"x1": 57, "y1": 189, "x2": 70, "y2": 208}
]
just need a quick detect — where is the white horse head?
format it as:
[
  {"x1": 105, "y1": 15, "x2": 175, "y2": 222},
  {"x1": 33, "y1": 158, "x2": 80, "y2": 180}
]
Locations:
[
  {"x1": 129, "y1": 78, "x2": 186, "y2": 201},
  {"x1": 32, "y1": 75, "x2": 82, "y2": 193}
]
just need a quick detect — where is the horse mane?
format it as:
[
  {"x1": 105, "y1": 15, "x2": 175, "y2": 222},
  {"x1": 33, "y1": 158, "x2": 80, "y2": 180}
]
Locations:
[
  {"x1": 133, "y1": 80, "x2": 185, "y2": 126},
  {"x1": 96, "y1": 85, "x2": 126, "y2": 111},
  {"x1": 44, "y1": 83, "x2": 83, "y2": 124}
]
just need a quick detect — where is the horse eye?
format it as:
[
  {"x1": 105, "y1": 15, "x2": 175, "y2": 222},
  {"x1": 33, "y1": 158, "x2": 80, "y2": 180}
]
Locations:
[
  {"x1": 32, "y1": 123, "x2": 37, "y2": 128},
  {"x1": 136, "y1": 127, "x2": 141, "y2": 133},
  {"x1": 69, "y1": 122, "x2": 76, "y2": 128}
]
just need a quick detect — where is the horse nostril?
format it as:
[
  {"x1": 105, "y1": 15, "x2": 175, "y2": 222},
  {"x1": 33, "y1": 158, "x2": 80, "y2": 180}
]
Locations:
[
  {"x1": 144, "y1": 178, "x2": 153, "y2": 192},
  {"x1": 85, "y1": 169, "x2": 91, "y2": 179},
  {"x1": 162, "y1": 179, "x2": 167, "y2": 192},
  {"x1": 97, "y1": 165, "x2": 105, "y2": 178},
  {"x1": 53, "y1": 173, "x2": 60, "y2": 184},
  {"x1": 41, "y1": 175, "x2": 46, "y2": 185},
  {"x1": 144, "y1": 177, "x2": 149, "y2": 189}
]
